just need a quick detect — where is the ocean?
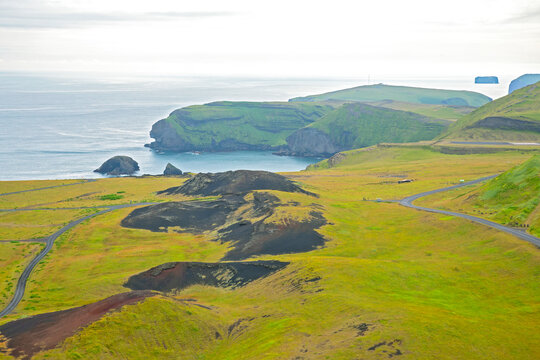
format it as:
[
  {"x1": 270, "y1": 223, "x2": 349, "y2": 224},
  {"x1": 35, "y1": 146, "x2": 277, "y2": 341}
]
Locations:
[{"x1": 0, "y1": 73, "x2": 511, "y2": 180}]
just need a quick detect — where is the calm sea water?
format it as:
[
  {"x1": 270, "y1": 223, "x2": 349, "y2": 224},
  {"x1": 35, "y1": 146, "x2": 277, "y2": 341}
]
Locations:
[{"x1": 0, "y1": 73, "x2": 509, "y2": 180}]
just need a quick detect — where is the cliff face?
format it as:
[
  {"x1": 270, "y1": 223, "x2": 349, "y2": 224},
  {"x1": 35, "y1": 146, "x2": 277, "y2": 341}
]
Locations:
[
  {"x1": 280, "y1": 128, "x2": 340, "y2": 157},
  {"x1": 148, "y1": 119, "x2": 189, "y2": 152},
  {"x1": 146, "y1": 101, "x2": 334, "y2": 153}
]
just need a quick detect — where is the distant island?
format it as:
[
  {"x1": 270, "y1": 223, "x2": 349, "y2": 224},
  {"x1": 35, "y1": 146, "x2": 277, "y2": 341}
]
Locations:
[
  {"x1": 147, "y1": 84, "x2": 489, "y2": 157},
  {"x1": 509, "y1": 74, "x2": 540, "y2": 93},
  {"x1": 475, "y1": 76, "x2": 499, "y2": 84}
]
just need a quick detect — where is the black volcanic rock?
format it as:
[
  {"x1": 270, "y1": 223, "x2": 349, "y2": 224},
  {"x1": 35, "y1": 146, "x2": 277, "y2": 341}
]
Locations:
[
  {"x1": 163, "y1": 163, "x2": 182, "y2": 176},
  {"x1": 94, "y1": 156, "x2": 139, "y2": 175},
  {"x1": 124, "y1": 261, "x2": 289, "y2": 292},
  {"x1": 158, "y1": 170, "x2": 314, "y2": 196}
]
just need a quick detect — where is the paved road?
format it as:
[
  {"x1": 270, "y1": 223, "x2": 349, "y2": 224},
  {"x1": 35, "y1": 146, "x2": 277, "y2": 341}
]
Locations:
[
  {"x1": 450, "y1": 141, "x2": 540, "y2": 146},
  {"x1": 0, "y1": 202, "x2": 156, "y2": 319},
  {"x1": 399, "y1": 175, "x2": 540, "y2": 247},
  {"x1": 0, "y1": 179, "x2": 96, "y2": 197}
]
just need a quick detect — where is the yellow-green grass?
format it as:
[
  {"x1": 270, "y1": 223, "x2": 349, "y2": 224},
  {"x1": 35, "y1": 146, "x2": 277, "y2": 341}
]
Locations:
[
  {"x1": 369, "y1": 100, "x2": 474, "y2": 121},
  {"x1": 0, "y1": 209, "x2": 99, "y2": 240},
  {"x1": 2, "y1": 147, "x2": 540, "y2": 359},
  {"x1": 34, "y1": 296, "x2": 228, "y2": 360},
  {"x1": 0, "y1": 206, "x2": 228, "y2": 325},
  {"x1": 416, "y1": 183, "x2": 540, "y2": 238},
  {"x1": 303, "y1": 145, "x2": 536, "y2": 200},
  {"x1": 32, "y1": 200, "x2": 540, "y2": 359},
  {"x1": 0, "y1": 242, "x2": 44, "y2": 309},
  {"x1": 0, "y1": 179, "x2": 83, "y2": 194},
  {"x1": 0, "y1": 177, "x2": 185, "y2": 210}
]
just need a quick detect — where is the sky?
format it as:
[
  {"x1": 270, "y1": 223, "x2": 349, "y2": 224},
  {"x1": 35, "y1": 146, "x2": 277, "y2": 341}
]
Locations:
[{"x1": 0, "y1": 0, "x2": 539, "y2": 78}]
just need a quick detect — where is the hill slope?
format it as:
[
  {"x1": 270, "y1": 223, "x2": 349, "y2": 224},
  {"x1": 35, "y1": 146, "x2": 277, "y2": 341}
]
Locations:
[
  {"x1": 475, "y1": 155, "x2": 540, "y2": 234},
  {"x1": 440, "y1": 81, "x2": 540, "y2": 141},
  {"x1": 147, "y1": 101, "x2": 335, "y2": 152},
  {"x1": 289, "y1": 83, "x2": 491, "y2": 107},
  {"x1": 281, "y1": 103, "x2": 449, "y2": 156},
  {"x1": 367, "y1": 100, "x2": 475, "y2": 122}
]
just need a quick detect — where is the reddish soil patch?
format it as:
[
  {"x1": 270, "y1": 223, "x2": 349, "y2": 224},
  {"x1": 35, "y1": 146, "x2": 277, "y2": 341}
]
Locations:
[{"x1": 0, "y1": 291, "x2": 155, "y2": 359}]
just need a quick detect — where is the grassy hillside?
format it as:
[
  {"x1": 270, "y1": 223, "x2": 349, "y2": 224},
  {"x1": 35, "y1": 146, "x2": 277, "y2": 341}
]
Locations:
[
  {"x1": 1, "y1": 148, "x2": 540, "y2": 359},
  {"x1": 149, "y1": 101, "x2": 335, "y2": 151},
  {"x1": 417, "y1": 154, "x2": 540, "y2": 236},
  {"x1": 289, "y1": 84, "x2": 491, "y2": 107},
  {"x1": 368, "y1": 100, "x2": 475, "y2": 121},
  {"x1": 307, "y1": 103, "x2": 448, "y2": 149},
  {"x1": 441, "y1": 81, "x2": 540, "y2": 141}
]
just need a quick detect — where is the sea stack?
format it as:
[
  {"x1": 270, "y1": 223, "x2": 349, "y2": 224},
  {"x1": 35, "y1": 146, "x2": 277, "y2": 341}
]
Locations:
[
  {"x1": 163, "y1": 163, "x2": 182, "y2": 176},
  {"x1": 94, "y1": 156, "x2": 139, "y2": 175}
]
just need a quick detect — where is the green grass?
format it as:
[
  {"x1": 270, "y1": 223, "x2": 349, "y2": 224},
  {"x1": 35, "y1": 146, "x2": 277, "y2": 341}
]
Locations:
[
  {"x1": 0, "y1": 209, "x2": 99, "y2": 240},
  {"x1": 0, "y1": 207, "x2": 227, "y2": 323},
  {"x1": 158, "y1": 101, "x2": 335, "y2": 150},
  {"x1": 441, "y1": 81, "x2": 540, "y2": 141},
  {"x1": 308, "y1": 103, "x2": 449, "y2": 148},
  {"x1": 0, "y1": 242, "x2": 44, "y2": 309},
  {"x1": 289, "y1": 83, "x2": 491, "y2": 107},
  {"x1": 368, "y1": 100, "x2": 475, "y2": 121},
  {"x1": 98, "y1": 194, "x2": 124, "y2": 201},
  {"x1": 416, "y1": 154, "x2": 540, "y2": 236},
  {"x1": 2, "y1": 147, "x2": 540, "y2": 359}
]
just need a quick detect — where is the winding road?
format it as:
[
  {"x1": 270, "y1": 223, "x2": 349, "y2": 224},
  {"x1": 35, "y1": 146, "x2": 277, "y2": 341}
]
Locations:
[
  {"x1": 399, "y1": 175, "x2": 540, "y2": 247},
  {"x1": 0, "y1": 202, "x2": 156, "y2": 319},
  {"x1": 2, "y1": 174, "x2": 539, "y2": 319}
]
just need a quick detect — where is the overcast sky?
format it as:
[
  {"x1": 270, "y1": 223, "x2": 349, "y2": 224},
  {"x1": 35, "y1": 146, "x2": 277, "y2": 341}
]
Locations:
[{"x1": 1, "y1": 0, "x2": 539, "y2": 78}]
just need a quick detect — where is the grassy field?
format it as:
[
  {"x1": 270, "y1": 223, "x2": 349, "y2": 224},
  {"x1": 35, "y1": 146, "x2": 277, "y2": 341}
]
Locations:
[
  {"x1": 0, "y1": 180, "x2": 84, "y2": 195},
  {"x1": 0, "y1": 209, "x2": 99, "y2": 240},
  {"x1": 0, "y1": 242, "x2": 44, "y2": 309},
  {"x1": 290, "y1": 84, "x2": 491, "y2": 107},
  {"x1": 441, "y1": 81, "x2": 540, "y2": 141},
  {"x1": 368, "y1": 100, "x2": 475, "y2": 121},
  {"x1": 416, "y1": 154, "x2": 540, "y2": 236},
  {"x1": 0, "y1": 176, "x2": 183, "y2": 210},
  {"x1": 1, "y1": 146, "x2": 539, "y2": 359}
]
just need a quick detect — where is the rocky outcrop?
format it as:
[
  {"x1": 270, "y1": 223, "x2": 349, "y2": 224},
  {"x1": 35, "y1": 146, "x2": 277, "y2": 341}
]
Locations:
[
  {"x1": 509, "y1": 74, "x2": 540, "y2": 94},
  {"x1": 158, "y1": 170, "x2": 314, "y2": 196},
  {"x1": 147, "y1": 119, "x2": 190, "y2": 152},
  {"x1": 278, "y1": 128, "x2": 340, "y2": 157},
  {"x1": 475, "y1": 76, "x2": 499, "y2": 84},
  {"x1": 469, "y1": 117, "x2": 540, "y2": 133},
  {"x1": 122, "y1": 190, "x2": 326, "y2": 260},
  {"x1": 94, "y1": 156, "x2": 139, "y2": 175},
  {"x1": 124, "y1": 261, "x2": 289, "y2": 292},
  {"x1": 163, "y1": 163, "x2": 182, "y2": 176}
]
